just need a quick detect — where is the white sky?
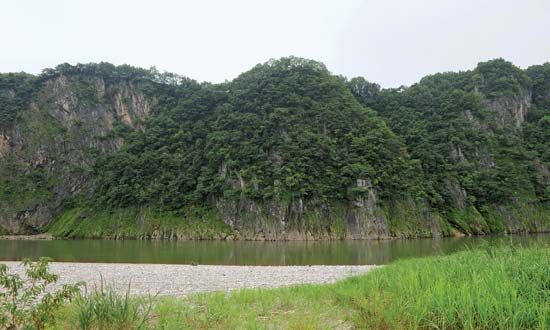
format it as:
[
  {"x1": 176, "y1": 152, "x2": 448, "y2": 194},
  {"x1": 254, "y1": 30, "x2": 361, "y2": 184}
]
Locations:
[{"x1": 1, "y1": 0, "x2": 549, "y2": 87}]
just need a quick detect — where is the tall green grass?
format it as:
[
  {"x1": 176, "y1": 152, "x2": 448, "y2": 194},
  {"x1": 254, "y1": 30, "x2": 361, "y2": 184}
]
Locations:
[
  {"x1": 332, "y1": 244, "x2": 549, "y2": 329},
  {"x1": 57, "y1": 279, "x2": 154, "y2": 330},
  {"x1": 54, "y1": 244, "x2": 549, "y2": 329}
]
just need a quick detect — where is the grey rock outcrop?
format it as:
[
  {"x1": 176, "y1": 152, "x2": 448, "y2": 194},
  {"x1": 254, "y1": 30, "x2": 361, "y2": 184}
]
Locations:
[
  {"x1": 0, "y1": 75, "x2": 152, "y2": 233},
  {"x1": 485, "y1": 88, "x2": 531, "y2": 128}
]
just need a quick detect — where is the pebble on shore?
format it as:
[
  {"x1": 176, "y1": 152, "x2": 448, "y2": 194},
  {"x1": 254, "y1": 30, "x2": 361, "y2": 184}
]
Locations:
[{"x1": 1, "y1": 262, "x2": 378, "y2": 296}]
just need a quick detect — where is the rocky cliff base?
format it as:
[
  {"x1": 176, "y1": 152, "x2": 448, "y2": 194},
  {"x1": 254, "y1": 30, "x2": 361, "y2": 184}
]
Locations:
[{"x1": 47, "y1": 196, "x2": 549, "y2": 240}]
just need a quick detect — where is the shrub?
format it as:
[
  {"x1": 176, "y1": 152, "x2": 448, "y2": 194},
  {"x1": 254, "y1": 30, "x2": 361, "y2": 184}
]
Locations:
[{"x1": 0, "y1": 257, "x2": 82, "y2": 329}]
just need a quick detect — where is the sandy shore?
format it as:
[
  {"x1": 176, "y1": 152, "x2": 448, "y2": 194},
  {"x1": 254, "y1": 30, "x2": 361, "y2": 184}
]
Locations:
[{"x1": 1, "y1": 261, "x2": 378, "y2": 296}]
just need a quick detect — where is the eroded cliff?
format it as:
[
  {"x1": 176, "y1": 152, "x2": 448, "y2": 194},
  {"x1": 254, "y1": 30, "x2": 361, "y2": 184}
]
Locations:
[{"x1": 0, "y1": 69, "x2": 153, "y2": 233}]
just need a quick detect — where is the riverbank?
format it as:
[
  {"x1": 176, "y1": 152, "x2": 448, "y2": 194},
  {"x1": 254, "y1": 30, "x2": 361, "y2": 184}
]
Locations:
[
  {"x1": 43, "y1": 204, "x2": 550, "y2": 241},
  {"x1": 48, "y1": 244, "x2": 548, "y2": 329},
  {"x1": 1, "y1": 262, "x2": 377, "y2": 296},
  {"x1": 0, "y1": 233, "x2": 53, "y2": 240}
]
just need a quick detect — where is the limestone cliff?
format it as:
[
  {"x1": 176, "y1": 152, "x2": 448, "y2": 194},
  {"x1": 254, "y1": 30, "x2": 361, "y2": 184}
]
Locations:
[{"x1": 0, "y1": 73, "x2": 152, "y2": 233}]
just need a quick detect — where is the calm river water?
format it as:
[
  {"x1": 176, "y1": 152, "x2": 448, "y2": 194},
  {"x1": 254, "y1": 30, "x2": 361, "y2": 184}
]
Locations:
[{"x1": 0, "y1": 234, "x2": 547, "y2": 265}]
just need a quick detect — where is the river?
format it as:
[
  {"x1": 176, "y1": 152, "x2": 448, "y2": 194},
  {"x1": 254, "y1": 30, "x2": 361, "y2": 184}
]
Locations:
[{"x1": 0, "y1": 234, "x2": 547, "y2": 265}]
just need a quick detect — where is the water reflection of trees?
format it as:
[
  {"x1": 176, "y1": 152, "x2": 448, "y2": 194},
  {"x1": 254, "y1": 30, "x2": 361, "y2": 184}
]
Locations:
[{"x1": 0, "y1": 234, "x2": 547, "y2": 265}]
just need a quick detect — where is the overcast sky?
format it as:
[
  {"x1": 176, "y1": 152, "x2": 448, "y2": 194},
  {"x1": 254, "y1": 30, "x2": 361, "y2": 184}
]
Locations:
[{"x1": 1, "y1": 0, "x2": 549, "y2": 87}]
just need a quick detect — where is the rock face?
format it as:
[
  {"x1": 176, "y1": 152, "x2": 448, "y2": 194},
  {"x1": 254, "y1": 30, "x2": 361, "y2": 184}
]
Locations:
[
  {"x1": 213, "y1": 189, "x2": 394, "y2": 241},
  {"x1": 0, "y1": 74, "x2": 152, "y2": 233},
  {"x1": 0, "y1": 133, "x2": 9, "y2": 158},
  {"x1": 346, "y1": 178, "x2": 390, "y2": 239},
  {"x1": 486, "y1": 88, "x2": 531, "y2": 128}
]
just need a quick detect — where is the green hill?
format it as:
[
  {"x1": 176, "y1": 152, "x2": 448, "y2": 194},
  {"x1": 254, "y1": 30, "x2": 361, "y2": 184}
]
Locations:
[{"x1": 1, "y1": 58, "x2": 548, "y2": 239}]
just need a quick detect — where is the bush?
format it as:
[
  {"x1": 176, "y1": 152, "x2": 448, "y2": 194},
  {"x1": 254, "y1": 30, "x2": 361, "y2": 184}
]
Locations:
[{"x1": 0, "y1": 257, "x2": 82, "y2": 329}]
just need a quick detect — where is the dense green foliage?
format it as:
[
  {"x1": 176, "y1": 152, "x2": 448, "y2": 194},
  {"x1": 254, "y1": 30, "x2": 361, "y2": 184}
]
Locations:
[
  {"x1": 524, "y1": 63, "x2": 550, "y2": 202},
  {"x1": 0, "y1": 156, "x2": 52, "y2": 209},
  {"x1": 52, "y1": 244, "x2": 550, "y2": 329},
  {"x1": 1, "y1": 57, "x2": 549, "y2": 237},
  {"x1": 91, "y1": 58, "x2": 549, "y2": 224},
  {"x1": 0, "y1": 72, "x2": 36, "y2": 128},
  {"x1": 38, "y1": 62, "x2": 190, "y2": 86},
  {"x1": 93, "y1": 57, "x2": 420, "y2": 209},
  {"x1": 475, "y1": 58, "x2": 532, "y2": 97},
  {"x1": 350, "y1": 59, "x2": 547, "y2": 212}
]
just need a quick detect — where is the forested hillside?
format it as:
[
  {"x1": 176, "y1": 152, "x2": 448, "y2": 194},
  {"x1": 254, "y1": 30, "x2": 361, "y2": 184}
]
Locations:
[
  {"x1": 350, "y1": 59, "x2": 549, "y2": 235},
  {"x1": 1, "y1": 57, "x2": 548, "y2": 239}
]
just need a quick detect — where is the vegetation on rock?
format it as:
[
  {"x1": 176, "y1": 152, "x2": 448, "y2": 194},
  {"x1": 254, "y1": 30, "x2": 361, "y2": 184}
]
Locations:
[{"x1": 0, "y1": 58, "x2": 549, "y2": 238}]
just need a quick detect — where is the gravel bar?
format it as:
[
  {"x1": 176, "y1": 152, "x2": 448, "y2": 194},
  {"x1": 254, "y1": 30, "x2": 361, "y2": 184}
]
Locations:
[{"x1": 1, "y1": 262, "x2": 378, "y2": 296}]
